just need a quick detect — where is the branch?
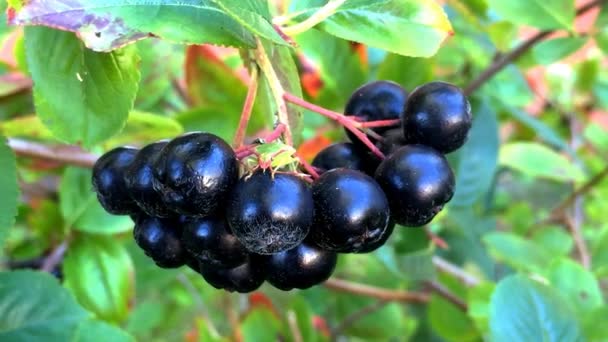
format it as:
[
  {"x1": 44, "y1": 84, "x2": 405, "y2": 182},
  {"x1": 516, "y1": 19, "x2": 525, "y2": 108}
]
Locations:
[
  {"x1": 331, "y1": 299, "x2": 390, "y2": 338},
  {"x1": 324, "y1": 278, "x2": 429, "y2": 303},
  {"x1": 8, "y1": 138, "x2": 98, "y2": 168},
  {"x1": 432, "y1": 256, "x2": 480, "y2": 287},
  {"x1": 424, "y1": 281, "x2": 468, "y2": 312},
  {"x1": 464, "y1": 0, "x2": 606, "y2": 96},
  {"x1": 40, "y1": 241, "x2": 68, "y2": 273}
]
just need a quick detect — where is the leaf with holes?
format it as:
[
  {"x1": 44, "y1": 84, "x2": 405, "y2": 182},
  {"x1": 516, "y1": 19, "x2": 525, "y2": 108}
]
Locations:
[
  {"x1": 25, "y1": 26, "x2": 140, "y2": 146},
  {"x1": 9, "y1": 0, "x2": 258, "y2": 51}
]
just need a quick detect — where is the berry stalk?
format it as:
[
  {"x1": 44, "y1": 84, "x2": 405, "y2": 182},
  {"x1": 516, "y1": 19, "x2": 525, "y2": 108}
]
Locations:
[
  {"x1": 234, "y1": 123, "x2": 287, "y2": 159},
  {"x1": 233, "y1": 66, "x2": 259, "y2": 148},
  {"x1": 283, "y1": 92, "x2": 386, "y2": 159}
]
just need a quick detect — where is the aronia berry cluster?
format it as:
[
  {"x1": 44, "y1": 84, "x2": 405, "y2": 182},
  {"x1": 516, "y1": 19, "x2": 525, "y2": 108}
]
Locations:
[{"x1": 92, "y1": 80, "x2": 472, "y2": 293}]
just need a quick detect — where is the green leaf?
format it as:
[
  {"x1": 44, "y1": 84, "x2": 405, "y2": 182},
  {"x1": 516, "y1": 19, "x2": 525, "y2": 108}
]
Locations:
[
  {"x1": 10, "y1": 0, "x2": 257, "y2": 51},
  {"x1": 336, "y1": 296, "x2": 405, "y2": 340},
  {"x1": 59, "y1": 167, "x2": 133, "y2": 235},
  {"x1": 450, "y1": 101, "x2": 499, "y2": 207},
  {"x1": 483, "y1": 232, "x2": 553, "y2": 272},
  {"x1": 295, "y1": 29, "x2": 366, "y2": 109},
  {"x1": 532, "y1": 37, "x2": 587, "y2": 65},
  {"x1": 64, "y1": 235, "x2": 134, "y2": 323},
  {"x1": 487, "y1": 21, "x2": 517, "y2": 51},
  {"x1": 0, "y1": 135, "x2": 19, "y2": 247},
  {"x1": 499, "y1": 142, "x2": 585, "y2": 183},
  {"x1": 240, "y1": 308, "x2": 283, "y2": 341},
  {"x1": 287, "y1": 297, "x2": 315, "y2": 342},
  {"x1": 487, "y1": 0, "x2": 575, "y2": 30},
  {"x1": 0, "y1": 115, "x2": 54, "y2": 140},
  {"x1": 294, "y1": 0, "x2": 453, "y2": 57},
  {"x1": 73, "y1": 320, "x2": 134, "y2": 342},
  {"x1": 107, "y1": 111, "x2": 183, "y2": 146},
  {"x1": 0, "y1": 270, "x2": 91, "y2": 341},
  {"x1": 489, "y1": 275, "x2": 584, "y2": 342},
  {"x1": 25, "y1": 26, "x2": 140, "y2": 146},
  {"x1": 548, "y1": 259, "x2": 603, "y2": 314},
  {"x1": 211, "y1": 0, "x2": 287, "y2": 45},
  {"x1": 428, "y1": 294, "x2": 479, "y2": 341},
  {"x1": 531, "y1": 227, "x2": 573, "y2": 258},
  {"x1": 376, "y1": 246, "x2": 435, "y2": 282},
  {"x1": 262, "y1": 42, "x2": 304, "y2": 144},
  {"x1": 377, "y1": 54, "x2": 434, "y2": 92}
]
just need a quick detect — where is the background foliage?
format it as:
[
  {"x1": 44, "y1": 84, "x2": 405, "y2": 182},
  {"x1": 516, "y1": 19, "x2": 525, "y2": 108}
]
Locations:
[{"x1": 0, "y1": 0, "x2": 607, "y2": 341}]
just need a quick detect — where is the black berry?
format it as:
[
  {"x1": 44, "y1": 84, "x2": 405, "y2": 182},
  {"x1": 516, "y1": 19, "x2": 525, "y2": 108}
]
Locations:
[
  {"x1": 226, "y1": 171, "x2": 314, "y2": 255},
  {"x1": 265, "y1": 242, "x2": 337, "y2": 290},
  {"x1": 133, "y1": 215, "x2": 186, "y2": 268},
  {"x1": 311, "y1": 168, "x2": 391, "y2": 252},
  {"x1": 92, "y1": 147, "x2": 139, "y2": 215},
  {"x1": 344, "y1": 80, "x2": 407, "y2": 146},
  {"x1": 375, "y1": 145, "x2": 455, "y2": 227},
  {"x1": 403, "y1": 81, "x2": 472, "y2": 153},
  {"x1": 355, "y1": 219, "x2": 395, "y2": 253},
  {"x1": 124, "y1": 141, "x2": 171, "y2": 217},
  {"x1": 153, "y1": 132, "x2": 238, "y2": 217},
  {"x1": 181, "y1": 216, "x2": 248, "y2": 268},
  {"x1": 312, "y1": 142, "x2": 375, "y2": 174},
  {"x1": 199, "y1": 255, "x2": 266, "y2": 293},
  {"x1": 376, "y1": 128, "x2": 407, "y2": 156}
]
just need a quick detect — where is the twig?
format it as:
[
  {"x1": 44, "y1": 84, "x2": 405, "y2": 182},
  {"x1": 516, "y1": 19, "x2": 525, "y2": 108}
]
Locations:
[
  {"x1": 548, "y1": 165, "x2": 608, "y2": 222},
  {"x1": 424, "y1": 281, "x2": 468, "y2": 312},
  {"x1": 331, "y1": 300, "x2": 389, "y2": 338},
  {"x1": 233, "y1": 66, "x2": 259, "y2": 148},
  {"x1": 464, "y1": 0, "x2": 606, "y2": 96},
  {"x1": 565, "y1": 214, "x2": 591, "y2": 269},
  {"x1": 254, "y1": 38, "x2": 293, "y2": 146},
  {"x1": 8, "y1": 138, "x2": 98, "y2": 168},
  {"x1": 40, "y1": 241, "x2": 68, "y2": 273},
  {"x1": 280, "y1": 0, "x2": 347, "y2": 36},
  {"x1": 283, "y1": 92, "x2": 386, "y2": 159},
  {"x1": 323, "y1": 278, "x2": 429, "y2": 303},
  {"x1": 358, "y1": 119, "x2": 401, "y2": 128},
  {"x1": 432, "y1": 256, "x2": 480, "y2": 287}
]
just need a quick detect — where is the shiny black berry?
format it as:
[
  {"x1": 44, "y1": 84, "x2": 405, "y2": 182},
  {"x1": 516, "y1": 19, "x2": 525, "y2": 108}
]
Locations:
[
  {"x1": 311, "y1": 168, "x2": 391, "y2": 252},
  {"x1": 124, "y1": 141, "x2": 171, "y2": 217},
  {"x1": 265, "y1": 242, "x2": 337, "y2": 290},
  {"x1": 153, "y1": 132, "x2": 238, "y2": 217},
  {"x1": 133, "y1": 215, "x2": 186, "y2": 268},
  {"x1": 92, "y1": 147, "x2": 139, "y2": 215},
  {"x1": 355, "y1": 219, "x2": 395, "y2": 253},
  {"x1": 181, "y1": 216, "x2": 248, "y2": 268},
  {"x1": 375, "y1": 145, "x2": 455, "y2": 227},
  {"x1": 403, "y1": 82, "x2": 472, "y2": 153},
  {"x1": 199, "y1": 255, "x2": 266, "y2": 293},
  {"x1": 226, "y1": 171, "x2": 314, "y2": 255},
  {"x1": 344, "y1": 80, "x2": 407, "y2": 146},
  {"x1": 312, "y1": 142, "x2": 374, "y2": 174}
]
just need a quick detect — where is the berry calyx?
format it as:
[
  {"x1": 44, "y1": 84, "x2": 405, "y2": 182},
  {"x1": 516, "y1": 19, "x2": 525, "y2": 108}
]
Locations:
[
  {"x1": 375, "y1": 145, "x2": 455, "y2": 227},
  {"x1": 92, "y1": 146, "x2": 140, "y2": 215},
  {"x1": 124, "y1": 141, "x2": 171, "y2": 217},
  {"x1": 311, "y1": 168, "x2": 391, "y2": 252},
  {"x1": 181, "y1": 216, "x2": 248, "y2": 268},
  {"x1": 153, "y1": 132, "x2": 238, "y2": 217},
  {"x1": 133, "y1": 215, "x2": 187, "y2": 268},
  {"x1": 344, "y1": 80, "x2": 407, "y2": 146},
  {"x1": 265, "y1": 242, "x2": 337, "y2": 290},
  {"x1": 402, "y1": 81, "x2": 472, "y2": 153},
  {"x1": 226, "y1": 171, "x2": 314, "y2": 255}
]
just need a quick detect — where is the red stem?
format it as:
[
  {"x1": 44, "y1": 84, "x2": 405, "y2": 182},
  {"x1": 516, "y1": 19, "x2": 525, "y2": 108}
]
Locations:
[
  {"x1": 233, "y1": 67, "x2": 259, "y2": 148},
  {"x1": 359, "y1": 119, "x2": 401, "y2": 128},
  {"x1": 295, "y1": 152, "x2": 320, "y2": 179},
  {"x1": 283, "y1": 93, "x2": 386, "y2": 159}
]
